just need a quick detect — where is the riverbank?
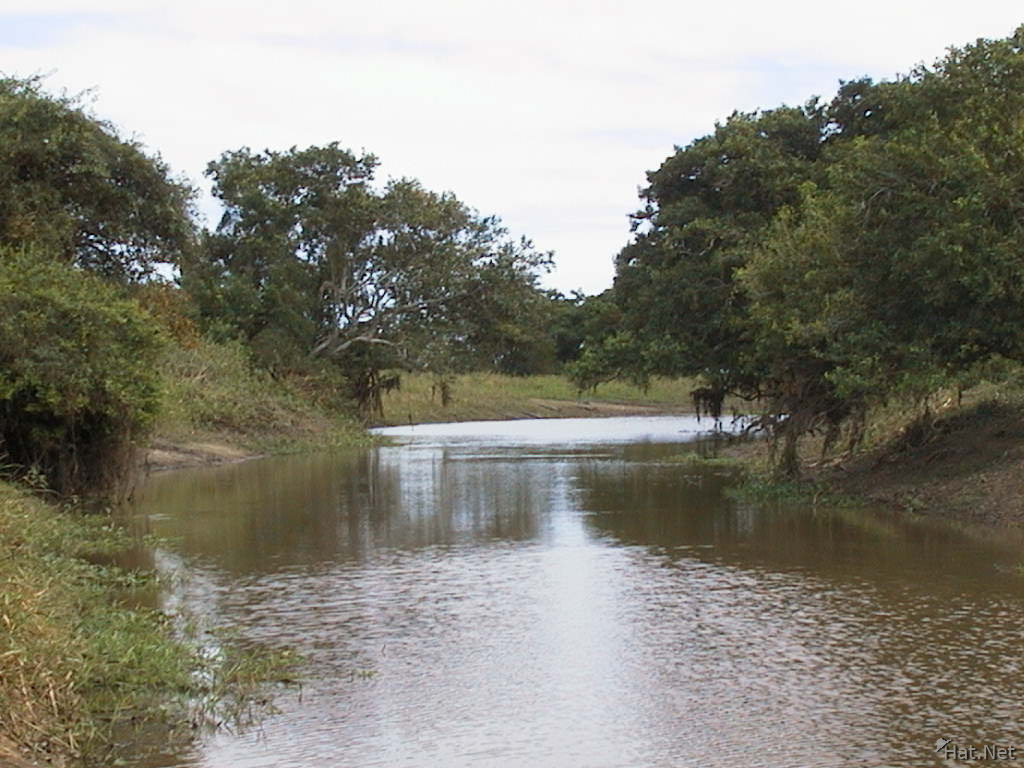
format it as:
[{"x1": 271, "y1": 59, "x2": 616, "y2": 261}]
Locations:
[
  {"x1": 371, "y1": 372, "x2": 714, "y2": 426},
  {"x1": 146, "y1": 362, "x2": 1024, "y2": 531},
  {"x1": 144, "y1": 337, "x2": 370, "y2": 473},
  {"x1": 826, "y1": 398, "x2": 1024, "y2": 527},
  {"x1": 145, "y1": 371, "x2": 712, "y2": 472},
  {"x1": 0, "y1": 480, "x2": 299, "y2": 768},
  {"x1": 0, "y1": 482, "x2": 193, "y2": 766},
  {"x1": 721, "y1": 387, "x2": 1024, "y2": 529}
]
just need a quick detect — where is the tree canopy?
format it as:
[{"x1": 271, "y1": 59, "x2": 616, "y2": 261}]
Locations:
[
  {"x1": 0, "y1": 76, "x2": 196, "y2": 280},
  {"x1": 0, "y1": 247, "x2": 163, "y2": 496},
  {"x1": 185, "y1": 143, "x2": 551, "y2": 409},
  {"x1": 576, "y1": 26, "x2": 1024, "y2": 475}
]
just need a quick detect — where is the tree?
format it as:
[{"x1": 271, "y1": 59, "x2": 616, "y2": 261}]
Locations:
[
  {"x1": 579, "y1": 27, "x2": 1024, "y2": 476},
  {"x1": 0, "y1": 76, "x2": 196, "y2": 280},
  {"x1": 186, "y1": 143, "x2": 549, "y2": 410},
  {"x1": 578, "y1": 104, "x2": 828, "y2": 402},
  {"x1": 739, "y1": 27, "x2": 1024, "y2": 472}
]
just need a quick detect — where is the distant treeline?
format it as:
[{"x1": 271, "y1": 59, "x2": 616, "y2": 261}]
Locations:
[{"x1": 567, "y1": 27, "x2": 1024, "y2": 475}]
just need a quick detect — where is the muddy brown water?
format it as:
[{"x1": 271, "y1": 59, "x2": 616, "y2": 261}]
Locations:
[{"x1": 122, "y1": 416, "x2": 1024, "y2": 767}]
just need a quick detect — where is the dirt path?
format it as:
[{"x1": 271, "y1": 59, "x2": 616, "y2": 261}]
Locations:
[{"x1": 462, "y1": 397, "x2": 688, "y2": 421}]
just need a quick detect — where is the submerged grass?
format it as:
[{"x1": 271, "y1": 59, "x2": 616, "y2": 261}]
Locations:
[
  {"x1": 658, "y1": 451, "x2": 746, "y2": 469},
  {"x1": 0, "y1": 481, "x2": 300, "y2": 767}
]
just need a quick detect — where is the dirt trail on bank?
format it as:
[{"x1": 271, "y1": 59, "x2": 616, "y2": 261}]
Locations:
[
  {"x1": 446, "y1": 397, "x2": 686, "y2": 421},
  {"x1": 144, "y1": 439, "x2": 262, "y2": 473}
]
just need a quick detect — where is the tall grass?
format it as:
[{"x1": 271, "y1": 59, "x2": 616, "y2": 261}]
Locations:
[
  {"x1": 0, "y1": 482, "x2": 298, "y2": 766},
  {"x1": 154, "y1": 337, "x2": 367, "y2": 452}
]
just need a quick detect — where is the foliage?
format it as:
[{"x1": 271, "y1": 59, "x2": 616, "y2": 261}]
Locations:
[
  {"x1": 554, "y1": 289, "x2": 623, "y2": 372},
  {"x1": 587, "y1": 26, "x2": 1024, "y2": 476},
  {"x1": 0, "y1": 248, "x2": 163, "y2": 497},
  {"x1": 598, "y1": 103, "x2": 827, "y2": 396},
  {"x1": 0, "y1": 75, "x2": 196, "y2": 281},
  {"x1": 185, "y1": 143, "x2": 550, "y2": 412},
  {"x1": 740, "y1": 27, "x2": 1024, "y2": 472},
  {"x1": 154, "y1": 334, "x2": 367, "y2": 452}
]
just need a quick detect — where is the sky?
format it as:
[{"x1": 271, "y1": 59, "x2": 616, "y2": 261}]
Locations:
[{"x1": 1, "y1": 2, "x2": 1022, "y2": 294}]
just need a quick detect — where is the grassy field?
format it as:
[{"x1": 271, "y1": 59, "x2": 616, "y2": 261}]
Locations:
[{"x1": 372, "y1": 371, "x2": 744, "y2": 426}]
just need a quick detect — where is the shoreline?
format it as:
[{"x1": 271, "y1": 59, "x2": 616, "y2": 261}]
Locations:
[
  {"x1": 144, "y1": 438, "x2": 264, "y2": 474},
  {"x1": 145, "y1": 399, "x2": 692, "y2": 474},
  {"x1": 144, "y1": 395, "x2": 1024, "y2": 531}
]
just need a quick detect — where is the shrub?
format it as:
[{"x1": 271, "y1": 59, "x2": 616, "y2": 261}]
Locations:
[{"x1": 0, "y1": 248, "x2": 163, "y2": 497}]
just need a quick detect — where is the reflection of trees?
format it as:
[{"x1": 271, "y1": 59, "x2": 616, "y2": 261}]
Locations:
[
  {"x1": 575, "y1": 459, "x2": 1021, "y2": 593},
  {"x1": 573, "y1": 461, "x2": 738, "y2": 548},
  {"x1": 132, "y1": 446, "x2": 549, "y2": 574},
  {"x1": 129, "y1": 443, "x2": 1024, "y2": 767},
  {"x1": 577, "y1": 458, "x2": 1024, "y2": 764}
]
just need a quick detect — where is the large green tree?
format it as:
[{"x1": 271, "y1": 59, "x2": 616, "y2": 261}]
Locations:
[
  {"x1": 0, "y1": 76, "x2": 196, "y2": 280},
  {"x1": 579, "y1": 27, "x2": 1024, "y2": 475},
  {"x1": 186, "y1": 143, "x2": 549, "y2": 409},
  {"x1": 741, "y1": 27, "x2": 1024, "y2": 466},
  {"x1": 0, "y1": 247, "x2": 163, "y2": 497},
  {"x1": 571, "y1": 103, "x2": 828, "y2": 402}
]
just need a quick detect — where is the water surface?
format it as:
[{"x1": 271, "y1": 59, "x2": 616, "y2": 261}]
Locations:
[{"x1": 126, "y1": 416, "x2": 1024, "y2": 767}]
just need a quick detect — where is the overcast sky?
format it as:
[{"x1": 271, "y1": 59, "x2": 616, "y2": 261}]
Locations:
[{"x1": 2, "y1": 2, "x2": 1022, "y2": 293}]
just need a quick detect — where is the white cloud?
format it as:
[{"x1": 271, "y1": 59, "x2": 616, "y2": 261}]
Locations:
[{"x1": 2, "y1": 1, "x2": 1022, "y2": 292}]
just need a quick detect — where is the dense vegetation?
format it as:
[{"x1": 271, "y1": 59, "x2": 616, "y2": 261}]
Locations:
[
  {"x1": 0, "y1": 73, "x2": 558, "y2": 763},
  {"x1": 0, "y1": 249, "x2": 168, "y2": 499},
  {"x1": 5, "y1": 27, "x2": 1024, "y2": 486},
  {"x1": 570, "y1": 27, "x2": 1024, "y2": 475},
  {"x1": 0, "y1": 75, "x2": 562, "y2": 495}
]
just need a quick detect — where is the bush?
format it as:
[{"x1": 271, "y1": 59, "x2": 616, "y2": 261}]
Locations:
[
  {"x1": 0, "y1": 75, "x2": 195, "y2": 281},
  {"x1": 0, "y1": 248, "x2": 163, "y2": 497}
]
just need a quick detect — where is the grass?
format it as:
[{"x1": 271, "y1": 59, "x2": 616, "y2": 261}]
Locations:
[
  {"x1": 0, "y1": 481, "x2": 299, "y2": 767},
  {"x1": 374, "y1": 371, "x2": 748, "y2": 426},
  {"x1": 658, "y1": 450, "x2": 746, "y2": 469},
  {"x1": 153, "y1": 337, "x2": 370, "y2": 455}
]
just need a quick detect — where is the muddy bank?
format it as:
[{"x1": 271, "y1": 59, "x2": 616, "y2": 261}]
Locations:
[
  {"x1": 826, "y1": 401, "x2": 1024, "y2": 528},
  {"x1": 144, "y1": 439, "x2": 262, "y2": 473},
  {"x1": 722, "y1": 399, "x2": 1024, "y2": 529},
  {"x1": 372, "y1": 397, "x2": 688, "y2": 425}
]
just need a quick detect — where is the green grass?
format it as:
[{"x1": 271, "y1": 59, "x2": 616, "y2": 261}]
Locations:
[
  {"x1": 375, "y1": 371, "x2": 744, "y2": 426},
  {"x1": 0, "y1": 481, "x2": 299, "y2": 766},
  {"x1": 658, "y1": 451, "x2": 745, "y2": 469},
  {"x1": 154, "y1": 337, "x2": 369, "y2": 453}
]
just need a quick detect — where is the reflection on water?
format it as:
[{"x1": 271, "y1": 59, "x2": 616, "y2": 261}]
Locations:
[{"x1": 125, "y1": 417, "x2": 1024, "y2": 768}]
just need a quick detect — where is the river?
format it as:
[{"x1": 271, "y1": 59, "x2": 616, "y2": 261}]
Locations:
[{"x1": 122, "y1": 416, "x2": 1024, "y2": 767}]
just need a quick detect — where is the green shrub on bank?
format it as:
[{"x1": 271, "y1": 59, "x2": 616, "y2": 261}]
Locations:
[{"x1": 0, "y1": 249, "x2": 163, "y2": 497}]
